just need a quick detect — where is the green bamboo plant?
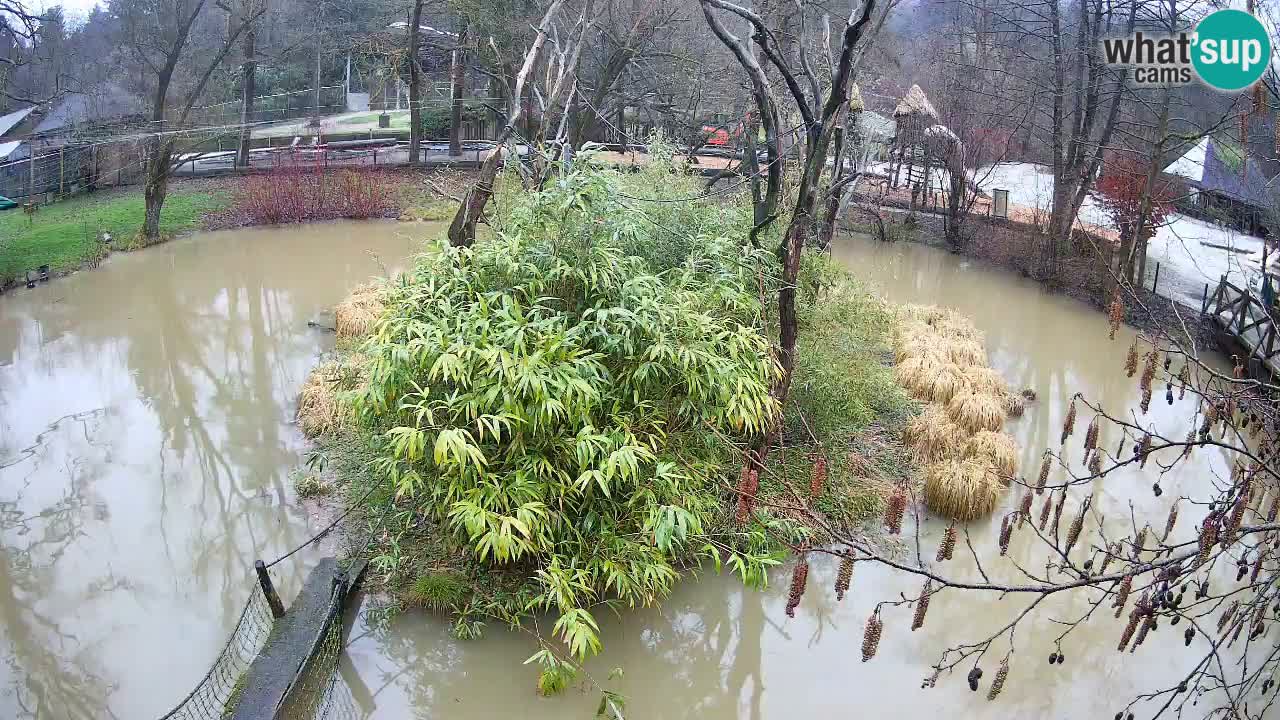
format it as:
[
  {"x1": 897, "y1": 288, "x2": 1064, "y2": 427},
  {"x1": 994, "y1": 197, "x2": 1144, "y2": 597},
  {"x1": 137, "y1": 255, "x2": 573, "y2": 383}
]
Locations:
[{"x1": 351, "y1": 161, "x2": 794, "y2": 689}]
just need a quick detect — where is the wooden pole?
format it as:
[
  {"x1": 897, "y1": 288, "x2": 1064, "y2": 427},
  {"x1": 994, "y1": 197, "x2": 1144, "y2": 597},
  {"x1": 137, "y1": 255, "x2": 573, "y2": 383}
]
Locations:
[
  {"x1": 255, "y1": 559, "x2": 286, "y2": 618},
  {"x1": 59, "y1": 148, "x2": 65, "y2": 197},
  {"x1": 1152, "y1": 262, "x2": 1160, "y2": 294}
]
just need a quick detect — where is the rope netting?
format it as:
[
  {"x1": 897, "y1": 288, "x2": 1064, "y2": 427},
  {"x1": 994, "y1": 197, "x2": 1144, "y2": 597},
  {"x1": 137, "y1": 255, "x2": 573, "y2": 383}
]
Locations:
[{"x1": 156, "y1": 587, "x2": 275, "y2": 720}]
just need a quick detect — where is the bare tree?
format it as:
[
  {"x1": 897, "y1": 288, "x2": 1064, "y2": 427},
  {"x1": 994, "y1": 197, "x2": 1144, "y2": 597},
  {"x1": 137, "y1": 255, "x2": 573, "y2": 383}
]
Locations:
[{"x1": 113, "y1": 0, "x2": 266, "y2": 240}]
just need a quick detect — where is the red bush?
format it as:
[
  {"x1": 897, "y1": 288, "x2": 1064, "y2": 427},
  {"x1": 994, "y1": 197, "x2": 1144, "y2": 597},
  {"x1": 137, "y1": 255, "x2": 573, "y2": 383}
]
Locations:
[
  {"x1": 1095, "y1": 151, "x2": 1177, "y2": 231},
  {"x1": 234, "y1": 151, "x2": 398, "y2": 226}
]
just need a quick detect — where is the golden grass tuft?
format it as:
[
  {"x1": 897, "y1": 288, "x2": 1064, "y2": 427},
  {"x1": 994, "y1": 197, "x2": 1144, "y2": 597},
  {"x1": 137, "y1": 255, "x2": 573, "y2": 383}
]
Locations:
[
  {"x1": 334, "y1": 282, "x2": 387, "y2": 340},
  {"x1": 904, "y1": 405, "x2": 968, "y2": 463},
  {"x1": 947, "y1": 391, "x2": 1006, "y2": 433},
  {"x1": 298, "y1": 362, "x2": 350, "y2": 437},
  {"x1": 1003, "y1": 393, "x2": 1025, "y2": 417},
  {"x1": 961, "y1": 430, "x2": 1018, "y2": 480},
  {"x1": 891, "y1": 304, "x2": 1015, "y2": 521},
  {"x1": 964, "y1": 366, "x2": 1010, "y2": 396},
  {"x1": 922, "y1": 458, "x2": 1005, "y2": 521},
  {"x1": 918, "y1": 363, "x2": 970, "y2": 404}
]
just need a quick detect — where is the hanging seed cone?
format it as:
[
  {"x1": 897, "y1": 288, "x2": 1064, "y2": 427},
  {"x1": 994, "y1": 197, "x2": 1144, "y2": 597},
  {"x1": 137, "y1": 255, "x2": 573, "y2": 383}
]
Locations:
[
  {"x1": 1039, "y1": 492, "x2": 1053, "y2": 531},
  {"x1": 1108, "y1": 293, "x2": 1123, "y2": 340},
  {"x1": 1140, "y1": 350, "x2": 1158, "y2": 394},
  {"x1": 912, "y1": 581, "x2": 932, "y2": 631},
  {"x1": 1198, "y1": 516, "x2": 1219, "y2": 566},
  {"x1": 1164, "y1": 501, "x2": 1179, "y2": 541},
  {"x1": 885, "y1": 487, "x2": 907, "y2": 535},
  {"x1": 1018, "y1": 491, "x2": 1034, "y2": 528},
  {"x1": 785, "y1": 558, "x2": 809, "y2": 618},
  {"x1": 862, "y1": 612, "x2": 883, "y2": 662},
  {"x1": 937, "y1": 524, "x2": 958, "y2": 562},
  {"x1": 1061, "y1": 399, "x2": 1078, "y2": 445},
  {"x1": 1113, "y1": 574, "x2": 1134, "y2": 616},
  {"x1": 1051, "y1": 489, "x2": 1066, "y2": 540},
  {"x1": 999, "y1": 514, "x2": 1013, "y2": 556},
  {"x1": 1218, "y1": 600, "x2": 1239, "y2": 634},
  {"x1": 1125, "y1": 340, "x2": 1139, "y2": 377},
  {"x1": 835, "y1": 557, "x2": 854, "y2": 601},
  {"x1": 1037, "y1": 455, "x2": 1050, "y2": 495},
  {"x1": 1065, "y1": 501, "x2": 1087, "y2": 555},
  {"x1": 1100, "y1": 542, "x2": 1118, "y2": 574},
  {"x1": 1084, "y1": 416, "x2": 1100, "y2": 454},
  {"x1": 1088, "y1": 451, "x2": 1103, "y2": 476},
  {"x1": 810, "y1": 455, "x2": 828, "y2": 499},
  {"x1": 987, "y1": 658, "x2": 1009, "y2": 701},
  {"x1": 1135, "y1": 433, "x2": 1152, "y2": 467},
  {"x1": 1131, "y1": 616, "x2": 1154, "y2": 653},
  {"x1": 1118, "y1": 608, "x2": 1140, "y2": 651}
]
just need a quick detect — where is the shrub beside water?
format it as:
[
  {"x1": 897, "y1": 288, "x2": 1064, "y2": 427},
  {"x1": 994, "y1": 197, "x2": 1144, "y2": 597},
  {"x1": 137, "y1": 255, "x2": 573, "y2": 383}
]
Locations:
[{"x1": 304, "y1": 153, "x2": 915, "y2": 692}]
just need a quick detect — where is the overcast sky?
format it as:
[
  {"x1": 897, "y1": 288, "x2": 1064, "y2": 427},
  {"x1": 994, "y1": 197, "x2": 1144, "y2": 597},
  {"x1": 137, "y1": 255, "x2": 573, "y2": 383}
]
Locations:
[{"x1": 42, "y1": 0, "x2": 102, "y2": 22}]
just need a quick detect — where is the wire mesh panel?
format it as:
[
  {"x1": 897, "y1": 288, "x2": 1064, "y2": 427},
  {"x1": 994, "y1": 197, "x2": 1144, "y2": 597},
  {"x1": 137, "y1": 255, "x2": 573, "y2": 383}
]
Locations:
[{"x1": 155, "y1": 587, "x2": 275, "y2": 720}]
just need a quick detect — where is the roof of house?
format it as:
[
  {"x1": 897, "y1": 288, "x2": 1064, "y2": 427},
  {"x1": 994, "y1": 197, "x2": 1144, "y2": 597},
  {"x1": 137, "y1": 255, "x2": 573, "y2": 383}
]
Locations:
[
  {"x1": 1164, "y1": 136, "x2": 1273, "y2": 209},
  {"x1": 0, "y1": 140, "x2": 22, "y2": 161},
  {"x1": 0, "y1": 106, "x2": 35, "y2": 138},
  {"x1": 893, "y1": 85, "x2": 938, "y2": 120},
  {"x1": 1200, "y1": 138, "x2": 1272, "y2": 209},
  {"x1": 32, "y1": 84, "x2": 145, "y2": 136},
  {"x1": 1163, "y1": 137, "x2": 1207, "y2": 181}
]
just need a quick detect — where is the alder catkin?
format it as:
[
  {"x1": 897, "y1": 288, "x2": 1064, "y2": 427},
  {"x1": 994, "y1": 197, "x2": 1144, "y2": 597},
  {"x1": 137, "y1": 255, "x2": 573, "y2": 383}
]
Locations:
[
  {"x1": 1084, "y1": 416, "x2": 1099, "y2": 454},
  {"x1": 1061, "y1": 399, "x2": 1078, "y2": 445},
  {"x1": 1088, "y1": 451, "x2": 1102, "y2": 476},
  {"x1": 1198, "y1": 514, "x2": 1220, "y2": 565},
  {"x1": 862, "y1": 612, "x2": 883, "y2": 662},
  {"x1": 1118, "y1": 608, "x2": 1140, "y2": 651},
  {"x1": 1183, "y1": 428, "x2": 1195, "y2": 459},
  {"x1": 912, "y1": 581, "x2": 932, "y2": 631},
  {"x1": 885, "y1": 487, "x2": 907, "y2": 535},
  {"x1": 1113, "y1": 574, "x2": 1133, "y2": 617},
  {"x1": 1037, "y1": 455, "x2": 1050, "y2": 495},
  {"x1": 1018, "y1": 491, "x2": 1034, "y2": 528},
  {"x1": 785, "y1": 558, "x2": 809, "y2": 618},
  {"x1": 999, "y1": 514, "x2": 1013, "y2": 556},
  {"x1": 1065, "y1": 501, "x2": 1087, "y2": 555},
  {"x1": 1268, "y1": 496, "x2": 1280, "y2": 523},
  {"x1": 1051, "y1": 489, "x2": 1066, "y2": 540},
  {"x1": 1131, "y1": 615, "x2": 1154, "y2": 653},
  {"x1": 1140, "y1": 350, "x2": 1158, "y2": 395},
  {"x1": 1136, "y1": 433, "x2": 1152, "y2": 468},
  {"x1": 835, "y1": 557, "x2": 854, "y2": 601},
  {"x1": 1164, "y1": 501, "x2": 1179, "y2": 541},
  {"x1": 1125, "y1": 339, "x2": 1139, "y2": 377},
  {"x1": 987, "y1": 658, "x2": 1009, "y2": 701},
  {"x1": 1250, "y1": 553, "x2": 1264, "y2": 584},
  {"x1": 1178, "y1": 364, "x2": 1189, "y2": 399},
  {"x1": 810, "y1": 455, "x2": 828, "y2": 499},
  {"x1": 937, "y1": 524, "x2": 957, "y2": 562},
  {"x1": 1039, "y1": 492, "x2": 1053, "y2": 531},
  {"x1": 736, "y1": 465, "x2": 759, "y2": 525}
]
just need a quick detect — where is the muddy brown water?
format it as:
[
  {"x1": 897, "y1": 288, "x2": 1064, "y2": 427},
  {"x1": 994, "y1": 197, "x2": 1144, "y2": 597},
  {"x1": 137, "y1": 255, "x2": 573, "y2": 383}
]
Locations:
[{"x1": 0, "y1": 226, "x2": 1243, "y2": 718}]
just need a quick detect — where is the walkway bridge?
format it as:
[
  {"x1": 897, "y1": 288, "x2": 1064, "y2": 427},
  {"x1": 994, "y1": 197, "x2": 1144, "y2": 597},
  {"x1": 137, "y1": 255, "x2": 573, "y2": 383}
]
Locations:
[{"x1": 1205, "y1": 275, "x2": 1280, "y2": 379}]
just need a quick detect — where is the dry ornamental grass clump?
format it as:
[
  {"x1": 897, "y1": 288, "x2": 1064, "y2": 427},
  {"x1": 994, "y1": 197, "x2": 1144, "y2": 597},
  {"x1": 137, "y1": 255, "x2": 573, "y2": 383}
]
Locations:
[
  {"x1": 334, "y1": 282, "x2": 388, "y2": 339},
  {"x1": 893, "y1": 304, "x2": 1018, "y2": 521}
]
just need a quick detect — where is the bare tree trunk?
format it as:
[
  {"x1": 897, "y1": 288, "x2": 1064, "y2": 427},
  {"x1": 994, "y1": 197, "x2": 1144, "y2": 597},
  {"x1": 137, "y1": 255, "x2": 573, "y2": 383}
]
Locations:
[
  {"x1": 237, "y1": 15, "x2": 257, "y2": 168},
  {"x1": 143, "y1": 138, "x2": 172, "y2": 240},
  {"x1": 408, "y1": 0, "x2": 424, "y2": 164},
  {"x1": 447, "y1": 0, "x2": 568, "y2": 247},
  {"x1": 448, "y1": 24, "x2": 467, "y2": 157}
]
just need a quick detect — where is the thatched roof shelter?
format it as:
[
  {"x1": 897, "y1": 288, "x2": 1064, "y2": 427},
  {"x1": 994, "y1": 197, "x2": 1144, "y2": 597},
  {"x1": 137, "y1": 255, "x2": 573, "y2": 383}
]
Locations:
[{"x1": 893, "y1": 85, "x2": 938, "y2": 121}]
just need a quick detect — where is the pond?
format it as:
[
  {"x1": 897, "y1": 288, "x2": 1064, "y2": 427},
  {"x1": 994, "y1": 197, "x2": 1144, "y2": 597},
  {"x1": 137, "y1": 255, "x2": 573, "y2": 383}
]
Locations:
[{"x1": 0, "y1": 224, "x2": 1235, "y2": 719}]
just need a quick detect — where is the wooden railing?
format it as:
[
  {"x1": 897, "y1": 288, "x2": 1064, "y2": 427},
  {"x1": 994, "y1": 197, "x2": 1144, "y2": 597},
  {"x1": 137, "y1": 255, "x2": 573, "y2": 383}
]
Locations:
[{"x1": 1206, "y1": 276, "x2": 1280, "y2": 371}]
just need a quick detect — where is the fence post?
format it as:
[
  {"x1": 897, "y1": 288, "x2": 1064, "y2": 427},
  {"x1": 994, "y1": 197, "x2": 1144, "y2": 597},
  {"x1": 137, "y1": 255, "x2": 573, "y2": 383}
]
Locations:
[
  {"x1": 27, "y1": 151, "x2": 35, "y2": 205},
  {"x1": 255, "y1": 560, "x2": 286, "y2": 619},
  {"x1": 1152, "y1": 262, "x2": 1160, "y2": 294},
  {"x1": 1202, "y1": 282, "x2": 1209, "y2": 316},
  {"x1": 58, "y1": 148, "x2": 65, "y2": 196}
]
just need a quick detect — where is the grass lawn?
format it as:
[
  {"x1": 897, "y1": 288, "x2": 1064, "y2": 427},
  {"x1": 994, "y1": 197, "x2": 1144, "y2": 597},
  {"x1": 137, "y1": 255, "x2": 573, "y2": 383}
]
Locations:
[
  {"x1": 336, "y1": 111, "x2": 410, "y2": 127},
  {"x1": 0, "y1": 186, "x2": 230, "y2": 285}
]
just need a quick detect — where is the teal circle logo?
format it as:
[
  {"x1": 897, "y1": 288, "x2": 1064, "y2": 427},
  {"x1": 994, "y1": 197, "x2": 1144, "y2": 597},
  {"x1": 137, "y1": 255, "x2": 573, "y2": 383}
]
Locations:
[{"x1": 1192, "y1": 9, "x2": 1272, "y2": 91}]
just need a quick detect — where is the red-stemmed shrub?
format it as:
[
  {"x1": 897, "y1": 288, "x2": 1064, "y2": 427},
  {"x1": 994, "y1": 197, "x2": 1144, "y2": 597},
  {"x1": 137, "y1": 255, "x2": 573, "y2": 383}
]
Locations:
[{"x1": 234, "y1": 150, "x2": 398, "y2": 226}]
